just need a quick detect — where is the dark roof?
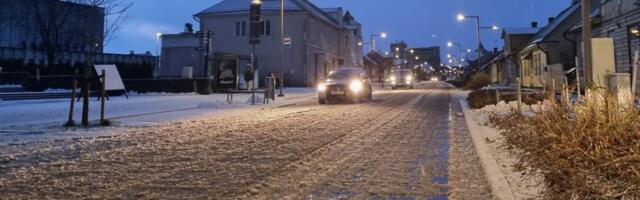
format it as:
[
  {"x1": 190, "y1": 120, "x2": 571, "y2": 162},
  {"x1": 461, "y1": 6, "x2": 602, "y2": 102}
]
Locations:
[
  {"x1": 527, "y1": 3, "x2": 580, "y2": 45},
  {"x1": 501, "y1": 28, "x2": 541, "y2": 39}
]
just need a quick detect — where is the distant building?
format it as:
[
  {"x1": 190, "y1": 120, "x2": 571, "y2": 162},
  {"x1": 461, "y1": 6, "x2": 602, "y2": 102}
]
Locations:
[
  {"x1": 0, "y1": 0, "x2": 155, "y2": 69},
  {"x1": 158, "y1": 31, "x2": 205, "y2": 78},
  {"x1": 0, "y1": 0, "x2": 104, "y2": 54},
  {"x1": 390, "y1": 41, "x2": 408, "y2": 61},
  {"x1": 498, "y1": 26, "x2": 540, "y2": 84},
  {"x1": 412, "y1": 46, "x2": 441, "y2": 70},
  {"x1": 192, "y1": 0, "x2": 364, "y2": 87},
  {"x1": 518, "y1": 3, "x2": 582, "y2": 88}
]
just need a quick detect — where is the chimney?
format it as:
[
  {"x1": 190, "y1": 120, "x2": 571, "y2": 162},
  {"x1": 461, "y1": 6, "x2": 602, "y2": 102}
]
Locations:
[
  {"x1": 548, "y1": 17, "x2": 555, "y2": 24},
  {"x1": 129, "y1": 50, "x2": 134, "y2": 55},
  {"x1": 531, "y1": 21, "x2": 539, "y2": 28}
]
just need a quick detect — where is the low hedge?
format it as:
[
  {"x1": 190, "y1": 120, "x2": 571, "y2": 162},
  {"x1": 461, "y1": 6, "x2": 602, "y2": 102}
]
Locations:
[{"x1": 467, "y1": 89, "x2": 546, "y2": 109}]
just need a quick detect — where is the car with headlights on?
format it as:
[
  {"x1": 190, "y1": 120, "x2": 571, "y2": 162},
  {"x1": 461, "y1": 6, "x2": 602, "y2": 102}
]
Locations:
[
  {"x1": 388, "y1": 69, "x2": 415, "y2": 89},
  {"x1": 317, "y1": 68, "x2": 373, "y2": 104}
]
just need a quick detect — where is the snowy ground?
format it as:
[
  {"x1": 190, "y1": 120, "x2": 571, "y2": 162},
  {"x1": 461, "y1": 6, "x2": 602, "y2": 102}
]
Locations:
[
  {"x1": 0, "y1": 88, "x2": 316, "y2": 145},
  {"x1": 0, "y1": 82, "x2": 492, "y2": 199},
  {"x1": 458, "y1": 92, "x2": 546, "y2": 199}
]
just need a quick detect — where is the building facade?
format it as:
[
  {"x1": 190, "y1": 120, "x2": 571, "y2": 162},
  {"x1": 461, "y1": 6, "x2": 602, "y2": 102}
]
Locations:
[
  {"x1": 0, "y1": 0, "x2": 105, "y2": 55},
  {"x1": 194, "y1": 0, "x2": 364, "y2": 87},
  {"x1": 581, "y1": 0, "x2": 640, "y2": 93},
  {"x1": 412, "y1": 46, "x2": 441, "y2": 70},
  {"x1": 0, "y1": 0, "x2": 155, "y2": 71}
]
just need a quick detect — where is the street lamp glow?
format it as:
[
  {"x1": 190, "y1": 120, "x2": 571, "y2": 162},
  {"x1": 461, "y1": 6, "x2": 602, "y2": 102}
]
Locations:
[
  {"x1": 492, "y1": 25, "x2": 499, "y2": 30},
  {"x1": 456, "y1": 14, "x2": 466, "y2": 22},
  {"x1": 410, "y1": 49, "x2": 414, "y2": 54},
  {"x1": 395, "y1": 47, "x2": 400, "y2": 51},
  {"x1": 155, "y1": 32, "x2": 162, "y2": 40},
  {"x1": 380, "y1": 32, "x2": 387, "y2": 38},
  {"x1": 447, "y1": 41, "x2": 453, "y2": 47},
  {"x1": 358, "y1": 42, "x2": 363, "y2": 46},
  {"x1": 415, "y1": 56, "x2": 419, "y2": 60},
  {"x1": 447, "y1": 54, "x2": 451, "y2": 58},
  {"x1": 467, "y1": 49, "x2": 472, "y2": 53},
  {"x1": 251, "y1": 0, "x2": 262, "y2": 5},
  {"x1": 384, "y1": 51, "x2": 389, "y2": 55}
]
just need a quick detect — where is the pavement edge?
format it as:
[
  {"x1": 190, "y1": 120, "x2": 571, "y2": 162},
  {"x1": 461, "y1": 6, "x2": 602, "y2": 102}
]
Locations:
[{"x1": 456, "y1": 94, "x2": 516, "y2": 200}]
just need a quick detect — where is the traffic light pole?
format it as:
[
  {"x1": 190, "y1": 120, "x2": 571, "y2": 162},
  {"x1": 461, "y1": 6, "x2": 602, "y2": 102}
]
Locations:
[{"x1": 278, "y1": 0, "x2": 285, "y2": 97}]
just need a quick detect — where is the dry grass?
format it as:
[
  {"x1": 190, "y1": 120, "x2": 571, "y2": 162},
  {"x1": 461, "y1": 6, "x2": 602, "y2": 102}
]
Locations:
[{"x1": 489, "y1": 89, "x2": 640, "y2": 199}]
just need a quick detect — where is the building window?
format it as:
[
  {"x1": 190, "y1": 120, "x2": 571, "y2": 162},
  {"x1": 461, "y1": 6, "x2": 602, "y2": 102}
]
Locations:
[
  {"x1": 235, "y1": 21, "x2": 241, "y2": 36},
  {"x1": 346, "y1": 35, "x2": 349, "y2": 47},
  {"x1": 242, "y1": 21, "x2": 246, "y2": 36},
  {"x1": 628, "y1": 24, "x2": 640, "y2": 65},
  {"x1": 260, "y1": 20, "x2": 271, "y2": 36}
]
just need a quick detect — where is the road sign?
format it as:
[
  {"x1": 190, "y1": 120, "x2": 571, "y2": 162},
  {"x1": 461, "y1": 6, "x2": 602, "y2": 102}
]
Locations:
[{"x1": 284, "y1": 35, "x2": 292, "y2": 48}]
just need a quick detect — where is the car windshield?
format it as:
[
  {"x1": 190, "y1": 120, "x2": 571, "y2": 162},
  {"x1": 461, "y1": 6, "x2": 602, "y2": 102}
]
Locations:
[
  {"x1": 391, "y1": 71, "x2": 412, "y2": 77},
  {"x1": 327, "y1": 70, "x2": 361, "y2": 80}
]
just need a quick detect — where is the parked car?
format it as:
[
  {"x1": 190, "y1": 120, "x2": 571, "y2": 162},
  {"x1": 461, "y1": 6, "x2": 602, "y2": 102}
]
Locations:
[
  {"x1": 317, "y1": 67, "x2": 373, "y2": 104},
  {"x1": 388, "y1": 69, "x2": 415, "y2": 89}
]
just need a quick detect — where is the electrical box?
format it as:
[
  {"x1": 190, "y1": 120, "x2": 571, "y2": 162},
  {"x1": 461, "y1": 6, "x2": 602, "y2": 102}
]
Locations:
[{"x1": 591, "y1": 38, "x2": 616, "y2": 88}]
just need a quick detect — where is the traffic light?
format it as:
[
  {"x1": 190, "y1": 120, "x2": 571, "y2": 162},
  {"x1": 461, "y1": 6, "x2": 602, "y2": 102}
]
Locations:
[{"x1": 249, "y1": 0, "x2": 262, "y2": 45}]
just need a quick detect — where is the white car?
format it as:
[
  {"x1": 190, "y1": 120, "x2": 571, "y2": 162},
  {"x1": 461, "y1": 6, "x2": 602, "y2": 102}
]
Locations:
[{"x1": 388, "y1": 70, "x2": 415, "y2": 89}]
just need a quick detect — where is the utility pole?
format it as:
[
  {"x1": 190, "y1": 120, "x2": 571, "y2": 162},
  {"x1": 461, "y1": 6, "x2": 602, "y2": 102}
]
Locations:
[
  {"x1": 582, "y1": 0, "x2": 593, "y2": 84},
  {"x1": 278, "y1": 0, "x2": 285, "y2": 97}
]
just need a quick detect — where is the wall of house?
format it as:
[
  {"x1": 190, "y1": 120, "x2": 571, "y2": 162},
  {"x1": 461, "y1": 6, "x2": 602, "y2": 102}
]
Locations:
[
  {"x1": 199, "y1": 11, "x2": 354, "y2": 87},
  {"x1": 582, "y1": 0, "x2": 640, "y2": 93},
  {"x1": 159, "y1": 34, "x2": 202, "y2": 78}
]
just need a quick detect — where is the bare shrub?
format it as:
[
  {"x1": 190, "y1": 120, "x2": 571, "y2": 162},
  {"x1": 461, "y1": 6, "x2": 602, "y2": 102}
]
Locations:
[
  {"x1": 464, "y1": 73, "x2": 492, "y2": 90},
  {"x1": 489, "y1": 89, "x2": 640, "y2": 199},
  {"x1": 467, "y1": 89, "x2": 546, "y2": 109}
]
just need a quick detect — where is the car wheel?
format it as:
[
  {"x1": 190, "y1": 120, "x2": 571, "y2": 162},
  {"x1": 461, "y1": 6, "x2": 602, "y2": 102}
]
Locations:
[{"x1": 319, "y1": 98, "x2": 326, "y2": 104}]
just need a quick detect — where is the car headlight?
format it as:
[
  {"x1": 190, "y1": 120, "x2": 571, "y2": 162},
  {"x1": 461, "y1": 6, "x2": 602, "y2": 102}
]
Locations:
[
  {"x1": 406, "y1": 76, "x2": 413, "y2": 81},
  {"x1": 349, "y1": 80, "x2": 363, "y2": 93},
  {"x1": 317, "y1": 83, "x2": 327, "y2": 92},
  {"x1": 390, "y1": 76, "x2": 396, "y2": 81}
]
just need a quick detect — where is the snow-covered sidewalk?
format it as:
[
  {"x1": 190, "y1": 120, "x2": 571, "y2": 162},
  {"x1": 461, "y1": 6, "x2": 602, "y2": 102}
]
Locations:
[
  {"x1": 0, "y1": 88, "x2": 317, "y2": 145},
  {"x1": 455, "y1": 91, "x2": 544, "y2": 200}
]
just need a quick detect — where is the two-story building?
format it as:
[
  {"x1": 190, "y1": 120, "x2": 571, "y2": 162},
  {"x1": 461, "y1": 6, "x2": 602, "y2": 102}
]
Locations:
[{"x1": 192, "y1": 0, "x2": 363, "y2": 87}]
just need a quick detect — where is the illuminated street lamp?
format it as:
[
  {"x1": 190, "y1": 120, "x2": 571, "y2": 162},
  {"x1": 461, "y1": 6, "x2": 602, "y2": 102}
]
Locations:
[
  {"x1": 456, "y1": 13, "x2": 482, "y2": 56},
  {"x1": 370, "y1": 32, "x2": 387, "y2": 52}
]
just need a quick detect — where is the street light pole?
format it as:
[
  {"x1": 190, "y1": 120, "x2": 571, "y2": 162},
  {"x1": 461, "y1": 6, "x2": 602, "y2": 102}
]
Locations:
[
  {"x1": 369, "y1": 32, "x2": 387, "y2": 53},
  {"x1": 582, "y1": 0, "x2": 593, "y2": 84},
  {"x1": 457, "y1": 14, "x2": 482, "y2": 57},
  {"x1": 278, "y1": 0, "x2": 285, "y2": 97}
]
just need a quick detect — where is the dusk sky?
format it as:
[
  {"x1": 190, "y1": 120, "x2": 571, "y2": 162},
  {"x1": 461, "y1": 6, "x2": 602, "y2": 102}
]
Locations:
[{"x1": 106, "y1": 0, "x2": 572, "y2": 58}]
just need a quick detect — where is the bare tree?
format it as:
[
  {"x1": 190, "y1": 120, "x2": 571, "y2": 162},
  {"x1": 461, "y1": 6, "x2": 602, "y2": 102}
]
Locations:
[
  {"x1": 20, "y1": 0, "x2": 131, "y2": 66},
  {"x1": 73, "y1": 0, "x2": 133, "y2": 126}
]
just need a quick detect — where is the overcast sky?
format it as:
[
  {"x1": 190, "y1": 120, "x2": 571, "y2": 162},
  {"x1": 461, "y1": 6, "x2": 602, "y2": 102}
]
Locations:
[{"x1": 106, "y1": 0, "x2": 572, "y2": 58}]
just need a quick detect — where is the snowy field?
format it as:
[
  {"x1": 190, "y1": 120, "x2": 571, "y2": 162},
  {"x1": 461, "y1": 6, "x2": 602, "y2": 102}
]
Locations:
[{"x1": 0, "y1": 88, "x2": 317, "y2": 145}]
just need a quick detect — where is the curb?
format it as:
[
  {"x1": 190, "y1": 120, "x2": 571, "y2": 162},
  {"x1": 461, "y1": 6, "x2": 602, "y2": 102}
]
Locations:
[{"x1": 458, "y1": 99, "x2": 516, "y2": 200}]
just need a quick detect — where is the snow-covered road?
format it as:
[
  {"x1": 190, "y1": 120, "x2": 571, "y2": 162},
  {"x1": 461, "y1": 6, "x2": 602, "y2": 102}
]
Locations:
[{"x1": 0, "y1": 83, "x2": 491, "y2": 199}]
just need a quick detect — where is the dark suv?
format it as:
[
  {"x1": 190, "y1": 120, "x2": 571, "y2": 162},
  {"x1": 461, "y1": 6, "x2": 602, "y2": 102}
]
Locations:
[{"x1": 317, "y1": 68, "x2": 373, "y2": 104}]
